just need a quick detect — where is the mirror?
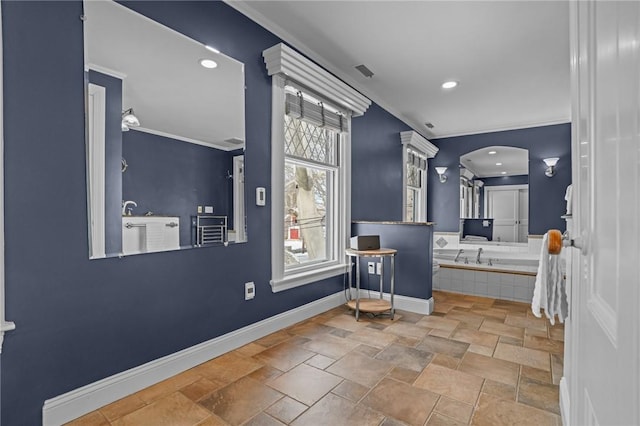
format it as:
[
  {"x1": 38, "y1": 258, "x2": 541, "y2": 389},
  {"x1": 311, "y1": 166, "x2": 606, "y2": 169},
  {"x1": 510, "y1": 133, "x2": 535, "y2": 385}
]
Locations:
[
  {"x1": 459, "y1": 146, "x2": 529, "y2": 243},
  {"x1": 83, "y1": 0, "x2": 247, "y2": 258}
]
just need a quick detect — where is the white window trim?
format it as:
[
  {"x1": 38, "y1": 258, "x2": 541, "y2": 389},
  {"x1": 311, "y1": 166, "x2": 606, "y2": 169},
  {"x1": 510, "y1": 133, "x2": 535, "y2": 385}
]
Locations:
[
  {"x1": 0, "y1": 0, "x2": 16, "y2": 352},
  {"x1": 400, "y1": 131, "x2": 439, "y2": 223},
  {"x1": 264, "y1": 43, "x2": 370, "y2": 293}
]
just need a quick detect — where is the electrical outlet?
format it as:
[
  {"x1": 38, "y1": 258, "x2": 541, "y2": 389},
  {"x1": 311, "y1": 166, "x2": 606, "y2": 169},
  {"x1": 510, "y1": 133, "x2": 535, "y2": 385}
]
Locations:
[
  {"x1": 367, "y1": 262, "x2": 375, "y2": 274},
  {"x1": 197, "y1": 206, "x2": 203, "y2": 214},
  {"x1": 245, "y1": 282, "x2": 255, "y2": 300},
  {"x1": 376, "y1": 262, "x2": 382, "y2": 275}
]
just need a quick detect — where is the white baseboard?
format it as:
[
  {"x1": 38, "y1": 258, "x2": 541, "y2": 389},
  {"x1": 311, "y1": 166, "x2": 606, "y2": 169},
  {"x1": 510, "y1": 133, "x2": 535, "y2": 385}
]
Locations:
[
  {"x1": 42, "y1": 291, "x2": 346, "y2": 426},
  {"x1": 559, "y1": 376, "x2": 570, "y2": 426},
  {"x1": 355, "y1": 289, "x2": 434, "y2": 315}
]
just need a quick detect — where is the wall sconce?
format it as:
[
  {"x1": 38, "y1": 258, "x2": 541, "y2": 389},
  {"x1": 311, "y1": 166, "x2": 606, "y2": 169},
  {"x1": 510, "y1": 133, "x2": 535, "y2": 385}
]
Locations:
[
  {"x1": 543, "y1": 157, "x2": 559, "y2": 177},
  {"x1": 121, "y1": 108, "x2": 140, "y2": 132},
  {"x1": 435, "y1": 167, "x2": 448, "y2": 183}
]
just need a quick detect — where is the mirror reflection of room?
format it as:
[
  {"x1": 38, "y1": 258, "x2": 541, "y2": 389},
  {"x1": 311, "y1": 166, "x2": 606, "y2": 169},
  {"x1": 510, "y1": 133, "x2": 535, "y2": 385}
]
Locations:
[
  {"x1": 459, "y1": 146, "x2": 528, "y2": 243},
  {"x1": 83, "y1": 0, "x2": 246, "y2": 259}
]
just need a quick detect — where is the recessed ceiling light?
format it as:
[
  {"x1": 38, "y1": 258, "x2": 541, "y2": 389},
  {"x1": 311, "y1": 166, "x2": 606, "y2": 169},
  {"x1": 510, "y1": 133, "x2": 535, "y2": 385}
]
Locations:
[
  {"x1": 496, "y1": 162, "x2": 502, "y2": 166},
  {"x1": 199, "y1": 59, "x2": 218, "y2": 69},
  {"x1": 441, "y1": 80, "x2": 458, "y2": 89},
  {"x1": 501, "y1": 171, "x2": 507, "y2": 175},
  {"x1": 488, "y1": 150, "x2": 497, "y2": 155},
  {"x1": 205, "y1": 45, "x2": 220, "y2": 54}
]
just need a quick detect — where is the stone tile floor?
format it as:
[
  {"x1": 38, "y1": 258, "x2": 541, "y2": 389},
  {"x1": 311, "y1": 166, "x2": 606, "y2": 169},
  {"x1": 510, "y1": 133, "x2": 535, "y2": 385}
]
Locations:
[{"x1": 67, "y1": 291, "x2": 564, "y2": 426}]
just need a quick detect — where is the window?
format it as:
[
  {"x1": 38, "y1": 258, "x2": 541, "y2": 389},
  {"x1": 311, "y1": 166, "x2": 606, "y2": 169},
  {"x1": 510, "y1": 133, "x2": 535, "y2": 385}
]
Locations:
[
  {"x1": 400, "y1": 131, "x2": 439, "y2": 223},
  {"x1": 264, "y1": 43, "x2": 371, "y2": 292}
]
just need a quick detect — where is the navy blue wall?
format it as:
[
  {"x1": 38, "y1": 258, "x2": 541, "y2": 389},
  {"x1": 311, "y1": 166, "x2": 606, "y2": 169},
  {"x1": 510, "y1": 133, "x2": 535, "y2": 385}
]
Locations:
[
  {"x1": 428, "y1": 124, "x2": 571, "y2": 235},
  {"x1": 351, "y1": 103, "x2": 412, "y2": 221},
  {"x1": 1, "y1": 1, "x2": 359, "y2": 423},
  {"x1": 88, "y1": 70, "x2": 123, "y2": 254},
  {"x1": 122, "y1": 131, "x2": 233, "y2": 248},
  {"x1": 462, "y1": 219, "x2": 494, "y2": 240}
]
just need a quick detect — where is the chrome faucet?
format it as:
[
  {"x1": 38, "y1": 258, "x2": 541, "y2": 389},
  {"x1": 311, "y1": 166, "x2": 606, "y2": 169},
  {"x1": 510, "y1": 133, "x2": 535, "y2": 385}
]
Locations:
[
  {"x1": 476, "y1": 247, "x2": 483, "y2": 264},
  {"x1": 122, "y1": 200, "x2": 137, "y2": 216},
  {"x1": 454, "y1": 249, "x2": 464, "y2": 263}
]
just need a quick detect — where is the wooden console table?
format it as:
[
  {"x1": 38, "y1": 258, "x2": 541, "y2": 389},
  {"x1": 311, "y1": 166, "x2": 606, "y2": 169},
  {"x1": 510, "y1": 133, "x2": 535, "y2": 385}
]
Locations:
[{"x1": 345, "y1": 247, "x2": 397, "y2": 321}]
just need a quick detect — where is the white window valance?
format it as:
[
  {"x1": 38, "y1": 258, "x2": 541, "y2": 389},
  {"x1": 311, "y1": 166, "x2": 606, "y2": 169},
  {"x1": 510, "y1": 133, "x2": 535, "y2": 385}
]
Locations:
[
  {"x1": 263, "y1": 43, "x2": 371, "y2": 117},
  {"x1": 400, "y1": 131, "x2": 439, "y2": 158}
]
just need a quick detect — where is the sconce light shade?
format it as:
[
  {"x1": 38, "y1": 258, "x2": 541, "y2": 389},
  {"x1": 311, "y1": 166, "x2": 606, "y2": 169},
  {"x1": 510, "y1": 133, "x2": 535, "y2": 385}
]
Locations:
[
  {"x1": 435, "y1": 167, "x2": 448, "y2": 183},
  {"x1": 121, "y1": 108, "x2": 140, "y2": 132},
  {"x1": 543, "y1": 157, "x2": 559, "y2": 177}
]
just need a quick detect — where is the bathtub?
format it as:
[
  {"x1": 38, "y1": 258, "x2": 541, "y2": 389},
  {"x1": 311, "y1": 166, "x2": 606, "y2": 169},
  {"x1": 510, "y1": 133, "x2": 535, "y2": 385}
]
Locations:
[{"x1": 433, "y1": 248, "x2": 542, "y2": 303}]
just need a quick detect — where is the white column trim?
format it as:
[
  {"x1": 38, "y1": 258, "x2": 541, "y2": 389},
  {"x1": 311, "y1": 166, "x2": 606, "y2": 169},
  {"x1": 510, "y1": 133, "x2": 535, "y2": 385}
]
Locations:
[
  {"x1": 262, "y1": 43, "x2": 371, "y2": 117},
  {"x1": 0, "y1": 0, "x2": 16, "y2": 353}
]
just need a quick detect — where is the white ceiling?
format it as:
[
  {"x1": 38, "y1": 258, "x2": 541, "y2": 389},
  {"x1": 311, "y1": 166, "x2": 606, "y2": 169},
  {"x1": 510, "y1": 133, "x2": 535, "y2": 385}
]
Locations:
[
  {"x1": 460, "y1": 146, "x2": 528, "y2": 178},
  {"x1": 229, "y1": 0, "x2": 571, "y2": 139}
]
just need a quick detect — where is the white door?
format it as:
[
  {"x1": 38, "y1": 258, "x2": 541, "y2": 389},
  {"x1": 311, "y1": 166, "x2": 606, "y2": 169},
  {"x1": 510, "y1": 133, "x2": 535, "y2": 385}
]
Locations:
[
  {"x1": 563, "y1": 2, "x2": 640, "y2": 425},
  {"x1": 485, "y1": 185, "x2": 528, "y2": 242}
]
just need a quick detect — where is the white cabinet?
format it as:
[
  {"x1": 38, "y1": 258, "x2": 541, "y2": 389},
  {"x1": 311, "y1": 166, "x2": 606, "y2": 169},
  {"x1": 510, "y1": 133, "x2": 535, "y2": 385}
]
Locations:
[{"x1": 122, "y1": 216, "x2": 180, "y2": 255}]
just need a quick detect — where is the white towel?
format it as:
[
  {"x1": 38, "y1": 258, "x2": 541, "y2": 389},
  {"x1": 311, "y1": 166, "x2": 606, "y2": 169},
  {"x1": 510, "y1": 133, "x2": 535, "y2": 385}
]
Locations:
[
  {"x1": 531, "y1": 232, "x2": 568, "y2": 325},
  {"x1": 145, "y1": 223, "x2": 166, "y2": 252},
  {"x1": 565, "y1": 184, "x2": 573, "y2": 215}
]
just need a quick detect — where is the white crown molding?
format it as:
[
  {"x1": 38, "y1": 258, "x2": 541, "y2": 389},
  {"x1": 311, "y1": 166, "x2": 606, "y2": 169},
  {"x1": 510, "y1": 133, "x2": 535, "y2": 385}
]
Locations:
[
  {"x1": 433, "y1": 118, "x2": 571, "y2": 139},
  {"x1": 263, "y1": 43, "x2": 370, "y2": 117},
  {"x1": 460, "y1": 168, "x2": 475, "y2": 180},
  {"x1": 400, "y1": 131, "x2": 439, "y2": 158}
]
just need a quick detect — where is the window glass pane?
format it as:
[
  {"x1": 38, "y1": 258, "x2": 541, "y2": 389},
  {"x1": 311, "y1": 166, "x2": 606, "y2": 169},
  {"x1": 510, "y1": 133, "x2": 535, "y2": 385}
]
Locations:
[
  {"x1": 284, "y1": 115, "x2": 336, "y2": 166},
  {"x1": 284, "y1": 162, "x2": 331, "y2": 269},
  {"x1": 407, "y1": 163, "x2": 421, "y2": 188},
  {"x1": 406, "y1": 188, "x2": 416, "y2": 222}
]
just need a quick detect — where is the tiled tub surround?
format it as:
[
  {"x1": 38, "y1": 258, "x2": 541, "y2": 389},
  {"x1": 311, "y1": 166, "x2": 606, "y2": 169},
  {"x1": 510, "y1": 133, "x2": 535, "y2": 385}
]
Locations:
[
  {"x1": 434, "y1": 266, "x2": 537, "y2": 303},
  {"x1": 66, "y1": 291, "x2": 564, "y2": 426}
]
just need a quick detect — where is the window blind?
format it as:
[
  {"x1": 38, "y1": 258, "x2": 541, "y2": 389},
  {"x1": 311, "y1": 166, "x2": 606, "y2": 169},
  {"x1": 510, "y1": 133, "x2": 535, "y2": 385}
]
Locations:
[{"x1": 285, "y1": 91, "x2": 348, "y2": 133}]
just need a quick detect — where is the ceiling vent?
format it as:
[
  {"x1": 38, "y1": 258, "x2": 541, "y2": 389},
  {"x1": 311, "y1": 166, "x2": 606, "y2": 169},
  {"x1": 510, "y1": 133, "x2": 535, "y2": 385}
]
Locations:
[
  {"x1": 425, "y1": 122, "x2": 434, "y2": 129},
  {"x1": 355, "y1": 64, "x2": 374, "y2": 78}
]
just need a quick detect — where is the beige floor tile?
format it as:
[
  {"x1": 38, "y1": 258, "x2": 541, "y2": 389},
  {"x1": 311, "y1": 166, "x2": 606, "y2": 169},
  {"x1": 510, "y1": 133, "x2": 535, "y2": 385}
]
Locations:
[
  {"x1": 384, "y1": 322, "x2": 432, "y2": 340},
  {"x1": 111, "y1": 392, "x2": 210, "y2": 426},
  {"x1": 180, "y1": 377, "x2": 226, "y2": 402},
  {"x1": 444, "y1": 310, "x2": 486, "y2": 328},
  {"x1": 265, "y1": 396, "x2": 308, "y2": 424},
  {"x1": 435, "y1": 396, "x2": 474, "y2": 424},
  {"x1": 471, "y1": 393, "x2": 558, "y2": 426},
  {"x1": 551, "y1": 353, "x2": 564, "y2": 386},
  {"x1": 194, "y1": 414, "x2": 230, "y2": 426},
  {"x1": 326, "y1": 351, "x2": 393, "y2": 387},
  {"x1": 451, "y1": 328, "x2": 499, "y2": 348},
  {"x1": 521, "y1": 365, "x2": 552, "y2": 384},
  {"x1": 549, "y1": 326, "x2": 565, "y2": 341},
  {"x1": 291, "y1": 393, "x2": 384, "y2": 426},
  {"x1": 234, "y1": 342, "x2": 267, "y2": 358},
  {"x1": 417, "y1": 335, "x2": 469, "y2": 358},
  {"x1": 362, "y1": 378, "x2": 439, "y2": 425},
  {"x1": 348, "y1": 327, "x2": 398, "y2": 348},
  {"x1": 194, "y1": 352, "x2": 264, "y2": 384},
  {"x1": 431, "y1": 353, "x2": 461, "y2": 369},
  {"x1": 481, "y1": 379, "x2": 517, "y2": 401},
  {"x1": 493, "y1": 343, "x2": 551, "y2": 371},
  {"x1": 323, "y1": 314, "x2": 370, "y2": 332},
  {"x1": 248, "y1": 365, "x2": 283, "y2": 383},
  {"x1": 394, "y1": 335, "x2": 422, "y2": 347},
  {"x1": 254, "y1": 330, "x2": 293, "y2": 348},
  {"x1": 374, "y1": 343, "x2": 435, "y2": 371},
  {"x1": 331, "y1": 379, "x2": 370, "y2": 402},
  {"x1": 199, "y1": 377, "x2": 282, "y2": 426},
  {"x1": 98, "y1": 394, "x2": 146, "y2": 422},
  {"x1": 134, "y1": 369, "x2": 202, "y2": 403},
  {"x1": 287, "y1": 321, "x2": 335, "y2": 339},
  {"x1": 525, "y1": 327, "x2": 549, "y2": 338},
  {"x1": 387, "y1": 366, "x2": 421, "y2": 384},
  {"x1": 429, "y1": 328, "x2": 453, "y2": 338},
  {"x1": 414, "y1": 364, "x2": 484, "y2": 404},
  {"x1": 478, "y1": 321, "x2": 525, "y2": 340},
  {"x1": 518, "y1": 376, "x2": 561, "y2": 415},
  {"x1": 243, "y1": 412, "x2": 285, "y2": 425},
  {"x1": 524, "y1": 334, "x2": 564, "y2": 354},
  {"x1": 458, "y1": 352, "x2": 519, "y2": 386},
  {"x1": 417, "y1": 316, "x2": 461, "y2": 332},
  {"x1": 470, "y1": 308, "x2": 508, "y2": 321},
  {"x1": 499, "y1": 335, "x2": 523, "y2": 346},
  {"x1": 253, "y1": 341, "x2": 316, "y2": 372},
  {"x1": 65, "y1": 411, "x2": 110, "y2": 426},
  {"x1": 301, "y1": 333, "x2": 360, "y2": 359},
  {"x1": 467, "y1": 344, "x2": 495, "y2": 357},
  {"x1": 267, "y1": 363, "x2": 342, "y2": 406},
  {"x1": 426, "y1": 412, "x2": 467, "y2": 425},
  {"x1": 353, "y1": 343, "x2": 381, "y2": 357},
  {"x1": 304, "y1": 353, "x2": 335, "y2": 370},
  {"x1": 504, "y1": 314, "x2": 547, "y2": 331},
  {"x1": 433, "y1": 302, "x2": 455, "y2": 314}
]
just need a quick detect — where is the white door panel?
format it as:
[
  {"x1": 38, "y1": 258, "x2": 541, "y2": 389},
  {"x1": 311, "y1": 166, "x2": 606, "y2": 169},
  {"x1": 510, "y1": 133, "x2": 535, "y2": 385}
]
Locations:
[{"x1": 566, "y1": 2, "x2": 640, "y2": 425}]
